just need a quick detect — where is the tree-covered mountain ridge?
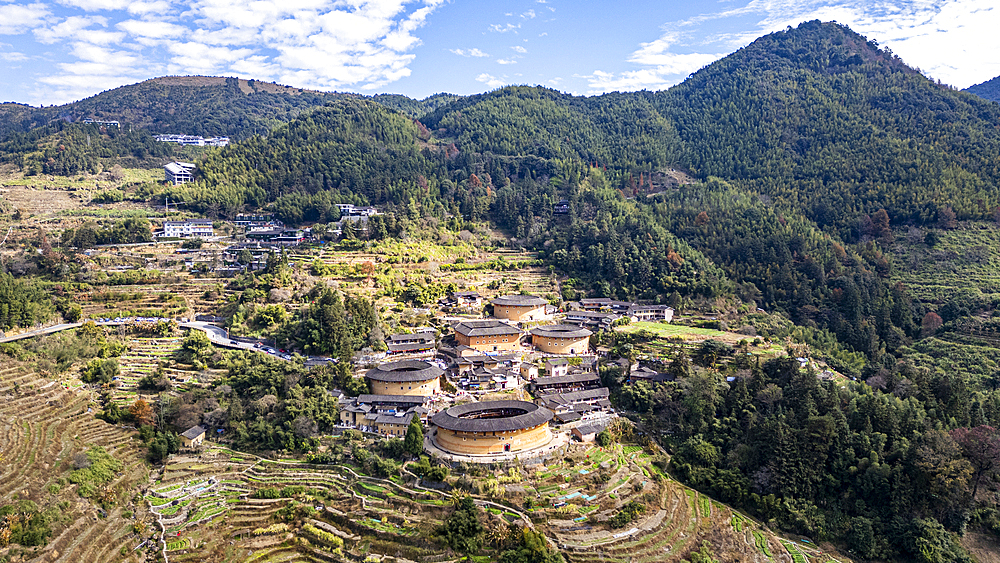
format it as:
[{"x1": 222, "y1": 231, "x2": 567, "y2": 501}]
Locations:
[
  {"x1": 0, "y1": 75, "x2": 460, "y2": 141},
  {"x1": 964, "y1": 74, "x2": 1000, "y2": 103}
]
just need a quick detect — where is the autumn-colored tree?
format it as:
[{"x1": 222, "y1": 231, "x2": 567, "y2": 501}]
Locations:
[
  {"x1": 695, "y1": 211, "x2": 710, "y2": 226},
  {"x1": 358, "y1": 261, "x2": 376, "y2": 279},
  {"x1": 129, "y1": 399, "x2": 155, "y2": 427},
  {"x1": 937, "y1": 205, "x2": 957, "y2": 229},
  {"x1": 871, "y1": 208, "x2": 891, "y2": 240},
  {"x1": 921, "y1": 312, "x2": 943, "y2": 337}
]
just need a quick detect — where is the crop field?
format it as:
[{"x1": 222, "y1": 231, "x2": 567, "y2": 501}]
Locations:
[
  {"x1": 890, "y1": 222, "x2": 1000, "y2": 305},
  {"x1": 146, "y1": 447, "x2": 457, "y2": 563},
  {"x1": 0, "y1": 361, "x2": 154, "y2": 563}
]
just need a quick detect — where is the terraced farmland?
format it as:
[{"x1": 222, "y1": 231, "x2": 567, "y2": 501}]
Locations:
[
  {"x1": 0, "y1": 361, "x2": 155, "y2": 563},
  {"x1": 145, "y1": 447, "x2": 458, "y2": 563}
]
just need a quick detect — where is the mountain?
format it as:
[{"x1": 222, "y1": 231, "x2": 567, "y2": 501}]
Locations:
[
  {"x1": 652, "y1": 20, "x2": 1000, "y2": 237},
  {"x1": 174, "y1": 20, "x2": 1000, "y2": 358},
  {"x1": 0, "y1": 76, "x2": 454, "y2": 141},
  {"x1": 964, "y1": 74, "x2": 1000, "y2": 102}
]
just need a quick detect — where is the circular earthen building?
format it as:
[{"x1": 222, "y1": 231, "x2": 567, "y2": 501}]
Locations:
[
  {"x1": 365, "y1": 360, "x2": 444, "y2": 397},
  {"x1": 530, "y1": 324, "x2": 592, "y2": 354},
  {"x1": 492, "y1": 294, "x2": 548, "y2": 322},
  {"x1": 431, "y1": 400, "x2": 553, "y2": 455}
]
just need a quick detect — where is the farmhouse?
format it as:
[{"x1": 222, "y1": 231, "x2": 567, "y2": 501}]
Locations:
[
  {"x1": 629, "y1": 365, "x2": 674, "y2": 384},
  {"x1": 564, "y1": 310, "x2": 620, "y2": 331},
  {"x1": 628, "y1": 304, "x2": 674, "y2": 322},
  {"x1": 180, "y1": 425, "x2": 206, "y2": 448},
  {"x1": 336, "y1": 203, "x2": 378, "y2": 217},
  {"x1": 365, "y1": 360, "x2": 443, "y2": 397},
  {"x1": 531, "y1": 372, "x2": 601, "y2": 394},
  {"x1": 374, "y1": 411, "x2": 415, "y2": 438},
  {"x1": 339, "y1": 394, "x2": 429, "y2": 429},
  {"x1": 164, "y1": 161, "x2": 195, "y2": 185},
  {"x1": 431, "y1": 400, "x2": 553, "y2": 456},
  {"x1": 572, "y1": 420, "x2": 608, "y2": 443},
  {"x1": 491, "y1": 294, "x2": 548, "y2": 322},
  {"x1": 537, "y1": 387, "x2": 612, "y2": 423},
  {"x1": 440, "y1": 291, "x2": 484, "y2": 310},
  {"x1": 453, "y1": 320, "x2": 522, "y2": 352},
  {"x1": 385, "y1": 332, "x2": 436, "y2": 356},
  {"x1": 578, "y1": 298, "x2": 634, "y2": 313},
  {"x1": 530, "y1": 324, "x2": 592, "y2": 355}
]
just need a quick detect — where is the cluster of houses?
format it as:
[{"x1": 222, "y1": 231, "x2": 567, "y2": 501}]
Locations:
[{"x1": 330, "y1": 291, "x2": 675, "y2": 443}]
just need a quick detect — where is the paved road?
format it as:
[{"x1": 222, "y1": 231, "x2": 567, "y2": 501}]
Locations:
[
  {"x1": 0, "y1": 322, "x2": 84, "y2": 343},
  {"x1": 0, "y1": 318, "x2": 334, "y2": 367}
]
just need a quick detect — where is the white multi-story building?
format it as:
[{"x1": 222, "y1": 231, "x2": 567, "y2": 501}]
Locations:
[
  {"x1": 164, "y1": 162, "x2": 195, "y2": 185},
  {"x1": 162, "y1": 219, "x2": 214, "y2": 238},
  {"x1": 155, "y1": 135, "x2": 230, "y2": 147}
]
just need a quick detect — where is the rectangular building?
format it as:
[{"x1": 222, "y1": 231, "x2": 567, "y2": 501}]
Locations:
[
  {"x1": 162, "y1": 219, "x2": 214, "y2": 238},
  {"x1": 164, "y1": 161, "x2": 195, "y2": 185}
]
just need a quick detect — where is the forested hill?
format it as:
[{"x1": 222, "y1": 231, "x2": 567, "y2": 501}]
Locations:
[
  {"x1": 169, "y1": 20, "x2": 1000, "y2": 370},
  {"x1": 651, "y1": 20, "x2": 1000, "y2": 238},
  {"x1": 964, "y1": 74, "x2": 1000, "y2": 102},
  {"x1": 0, "y1": 76, "x2": 451, "y2": 141}
]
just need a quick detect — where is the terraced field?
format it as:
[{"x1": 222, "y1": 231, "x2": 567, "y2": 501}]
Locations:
[
  {"x1": 112, "y1": 335, "x2": 187, "y2": 405},
  {"x1": 0, "y1": 361, "x2": 155, "y2": 563},
  {"x1": 145, "y1": 447, "x2": 457, "y2": 563}
]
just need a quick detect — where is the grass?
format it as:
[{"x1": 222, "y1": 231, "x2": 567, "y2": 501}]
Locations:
[{"x1": 620, "y1": 321, "x2": 731, "y2": 340}]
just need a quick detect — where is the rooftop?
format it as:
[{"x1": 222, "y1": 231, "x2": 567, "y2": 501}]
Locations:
[
  {"x1": 365, "y1": 360, "x2": 444, "y2": 383},
  {"x1": 492, "y1": 294, "x2": 548, "y2": 307},
  {"x1": 432, "y1": 400, "x2": 552, "y2": 433},
  {"x1": 454, "y1": 319, "x2": 522, "y2": 337},
  {"x1": 181, "y1": 425, "x2": 206, "y2": 439},
  {"x1": 357, "y1": 394, "x2": 430, "y2": 405},
  {"x1": 530, "y1": 324, "x2": 593, "y2": 339},
  {"x1": 533, "y1": 372, "x2": 601, "y2": 387}
]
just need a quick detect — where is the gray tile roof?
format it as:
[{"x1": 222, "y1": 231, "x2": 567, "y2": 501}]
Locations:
[
  {"x1": 454, "y1": 319, "x2": 522, "y2": 337},
  {"x1": 432, "y1": 400, "x2": 552, "y2": 433}
]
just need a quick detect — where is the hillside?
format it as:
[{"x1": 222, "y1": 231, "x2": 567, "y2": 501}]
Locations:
[
  {"x1": 0, "y1": 76, "x2": 454, "y2": 142},
  {"x1": 965, "y1": 74, "x2": 1000, "y2": 102},
  {"x1": 652, "y1": 20, "x2": 1000, "y2": 237}
]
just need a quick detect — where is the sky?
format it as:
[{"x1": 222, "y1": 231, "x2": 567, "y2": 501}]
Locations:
[{"x1": 0, "y1": 0, "x2": 997, "y2": 106}]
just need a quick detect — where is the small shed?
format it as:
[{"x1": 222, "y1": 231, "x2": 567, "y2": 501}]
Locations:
[
  {"x1": 180, "y1": 425, "x2": 206, "y2": 448},
  {"x1": 572, "y1": 421, "x2": 608, "y2": 443}
]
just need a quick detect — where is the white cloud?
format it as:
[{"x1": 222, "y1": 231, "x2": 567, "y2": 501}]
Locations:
[
  {"x1": 520, "y1": 9, "x2": 536, "y2": 19},
  {"x1": 117, "y1": 20, "x2": 189, "y2": 41},
  {"x1": 497, "y1": 58, "x2": 516, "y2": 64},
  {"x1": 640, "y1": 0, "x2": 1000, "y2": 89},
  {"x1": 476, "y1": 72, "x2": 505, "y2": 88},
  {"x1": 511, "y1": 45, "x2": 527, "y2": 53},
  {"x1": 450, "y1": 47, "x2": 489, "y2": 57},
  {"x1": 35, "y1": 16, "x2": 107, "y2": 44},
  {"x1": 0, "y1": 51, "x2": 28, "y2": 61},
  {"x1": 125, "y1": 1, "x2": 173, "y2": 16},
  {"x1": 490, "y1": 22, "x2": 520, "y2": 33},
  {"x1": 56, "y1": 0, "x2": 132, "y2": 11},
  {"x1": 24, "y1": 0, "x2": 446, "y2": 103},
  {"x1": 0, "y1": 3, "x2": 49, "y2": 34}
]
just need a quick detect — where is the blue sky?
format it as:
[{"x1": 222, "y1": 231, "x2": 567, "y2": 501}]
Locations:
[{"x1": 0, "y1": 0, "x2": 997, "y2": 106}]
